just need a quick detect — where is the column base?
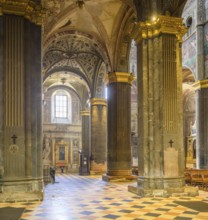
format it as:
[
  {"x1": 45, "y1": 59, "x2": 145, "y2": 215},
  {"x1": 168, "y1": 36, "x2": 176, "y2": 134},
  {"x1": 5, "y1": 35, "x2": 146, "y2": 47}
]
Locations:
[
  {"x1": 90, "y1": 161, "x2": 106, "y2": 175},
  {"x1": 0, "y1": 177, "x2": 44, "y2": 202},
  {"x1": 102, "y1": 174, "x2": 137, "y2": 182},
  {"x1": 128, "y1": 176, "x2": 199, "y2": 197}
]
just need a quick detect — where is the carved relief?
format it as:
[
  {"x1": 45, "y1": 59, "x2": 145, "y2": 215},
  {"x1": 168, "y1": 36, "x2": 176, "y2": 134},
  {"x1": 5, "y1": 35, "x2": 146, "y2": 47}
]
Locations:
[{"x1": 9, "y1": 144, "x2": 19, "y2": 154}]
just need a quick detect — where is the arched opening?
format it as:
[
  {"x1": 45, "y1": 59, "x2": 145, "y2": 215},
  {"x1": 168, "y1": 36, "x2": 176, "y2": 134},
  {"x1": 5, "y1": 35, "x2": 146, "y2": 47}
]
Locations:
[{"x1": 42, "y1": 71, "x2": 86, "y2": 176}]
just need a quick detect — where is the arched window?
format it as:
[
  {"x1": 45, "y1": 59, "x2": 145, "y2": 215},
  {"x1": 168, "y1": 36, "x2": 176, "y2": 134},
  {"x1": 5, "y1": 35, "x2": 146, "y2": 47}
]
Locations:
[
  {"x1": 51, "y1": 90, "x2": 72, "y2": 124},
  {"x1": 186, "y1": 16, "x2": 193, "y2": 36}
]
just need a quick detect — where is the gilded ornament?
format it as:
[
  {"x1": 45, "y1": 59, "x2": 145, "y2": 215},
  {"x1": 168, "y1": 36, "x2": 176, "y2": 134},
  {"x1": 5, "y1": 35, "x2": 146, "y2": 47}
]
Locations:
[
  {"x1": 91, "y1": 98, "x2": 107, "y2": 106},
  {"x1": 0, "y1": 0, "x2": 46, "y2": 25},
  {"x1": 131, "y1": 15, "x2": 187, "y2": 43},
  {"x1": 105, "y1": 72, "x2": 135, "y2": 85},
  {"x1": 192, "y1": 79, "x2": 208, "y2": 90},
  {"x1": 80, "y1": 110, "x2": 90, "y2": 116}
]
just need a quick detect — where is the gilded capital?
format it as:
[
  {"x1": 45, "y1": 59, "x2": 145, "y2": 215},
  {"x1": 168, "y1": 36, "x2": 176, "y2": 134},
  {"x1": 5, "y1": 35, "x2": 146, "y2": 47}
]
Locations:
[
  {"x1": 192, "y1": 79, "x2": 208, "y2": 91},
  {"x1": 0, "y1": 0, "x2": 45, "y2": 25},
  {"x1": 90, "y1": 98, "x2": 107, "y2": 106},
  {"x1": 80, "y1": 110, "x2": 90, "y2": 116},
  {"x1": 105, "y1": 72, "x2": 135, "y2": 86},
  {"x1": 131, "y1": 15, "x2": 187, "y2": 43}
]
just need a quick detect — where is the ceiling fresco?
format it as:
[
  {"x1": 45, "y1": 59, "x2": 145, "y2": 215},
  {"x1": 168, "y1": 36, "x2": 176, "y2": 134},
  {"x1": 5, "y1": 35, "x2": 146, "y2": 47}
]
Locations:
[
  {"x1": 42, "y1": 0, "x2": 134, "y2": 103},
  {"x1": 42, "y1": 0, "x2": 188, "y2": 104}
]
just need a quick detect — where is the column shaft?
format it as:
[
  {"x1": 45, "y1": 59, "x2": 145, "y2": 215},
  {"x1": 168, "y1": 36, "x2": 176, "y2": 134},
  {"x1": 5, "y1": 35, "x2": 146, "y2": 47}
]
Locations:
[
  {"x1": 80, "y1": 110, "x2": 90, "y2": 175},
  {"x1": 103, "y1": 72, "x2": 135, "y2": 181},
  {"x1": 194, "y1": 81, "x2": 208, "y2": 168},
  {"x1": 90, "y1": 98, "x2": 107, "y2": 174},
  {"x1": 195, "y1": 0, "x2": 208, "y2": 169},
  {"x1": 81, "y1": 110, "x2": 90, "y2": 155}
]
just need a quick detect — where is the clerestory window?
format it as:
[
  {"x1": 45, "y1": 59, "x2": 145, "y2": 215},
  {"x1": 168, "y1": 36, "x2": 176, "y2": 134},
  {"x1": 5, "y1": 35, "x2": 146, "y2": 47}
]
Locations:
[
  {"x1": 51, "y1": 90, "x2": 72, "y2": 124},
  {"x1": 55, "y1": 95, "x2": 68, "y2": 118}
]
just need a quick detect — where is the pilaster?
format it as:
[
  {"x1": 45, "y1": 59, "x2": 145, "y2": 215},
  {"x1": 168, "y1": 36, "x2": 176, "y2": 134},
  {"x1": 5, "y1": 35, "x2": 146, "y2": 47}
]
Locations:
[
  {"x1": 90, "y1": 98, "x2": 107, "y2": 175},
  {"x1": 102, "y1": 72, "x2": 136, "y2": 182}
]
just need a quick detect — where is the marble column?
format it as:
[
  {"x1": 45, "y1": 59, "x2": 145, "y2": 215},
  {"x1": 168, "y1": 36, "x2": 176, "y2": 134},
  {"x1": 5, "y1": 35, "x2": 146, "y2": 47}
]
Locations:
[
  {"x1": 90, "y1": 98, "x2": 107, "y2": 174},
  {"x1": 194, "y1": 0, "x2": 208, "y2": 169},
  {"x1": 193, "y1": 81, "x2": 208, "y2": 169},
  {"x1": 128, "y1": 15, "x2": 197, "y2": 197},
  {"x1": 81, "y1": 110, "x2": 90, "y2": 155},
  {"x1": 80, "y1": 110, "x2": 90, "y2": 175},
  {"x1": 0, "y1": 1, "x2": 44, "y2": 201},
  {"x1": 102, "y1": 72, "x2": 135, "y2": 181}
]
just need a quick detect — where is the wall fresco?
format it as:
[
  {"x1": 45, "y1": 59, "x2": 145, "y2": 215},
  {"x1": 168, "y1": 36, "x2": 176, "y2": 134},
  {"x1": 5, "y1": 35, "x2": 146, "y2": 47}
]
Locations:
[{"x1": 182, "y1": 33, "x2": 197, "y2": 76}]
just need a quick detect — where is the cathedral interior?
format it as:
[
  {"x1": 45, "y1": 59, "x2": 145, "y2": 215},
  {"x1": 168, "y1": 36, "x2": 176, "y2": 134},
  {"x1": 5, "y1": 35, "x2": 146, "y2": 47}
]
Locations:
[{"x1": 1, "y1": 0, "x2": 208, "y2": 219}]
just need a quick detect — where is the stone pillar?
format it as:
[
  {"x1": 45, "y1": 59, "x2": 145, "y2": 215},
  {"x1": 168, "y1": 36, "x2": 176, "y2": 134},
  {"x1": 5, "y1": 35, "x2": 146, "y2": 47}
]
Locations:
[
  {"x1": 102, "y1": 72, "x2": 135, "y2": 181},
  {"x1": 0, "y1": 1, "x2": 44, "y2": 201},
  {"x1": 193, "y1": 0, "x2": 208, "y2": 169},
  {"x1": 81, "y1": 110, "x2": 90, "y2": 155},
  {"x1": 80, "y1": 110, "x2": 90, "y2": 175},
  {"x1": 128, "y1": 15, "x2": 197, "y2": 197},
  {"x1": 90, "y1": 98, "x2": 107, "y2": 174},
  {"x1": 193, "y1": 81, "x2": 208, "y2": 169}
]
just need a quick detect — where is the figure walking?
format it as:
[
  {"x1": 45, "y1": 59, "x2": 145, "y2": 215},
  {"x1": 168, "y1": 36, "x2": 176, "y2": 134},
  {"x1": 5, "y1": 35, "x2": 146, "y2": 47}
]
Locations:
[{"x1": 50, "y1": 166, "x2": 55, "y2": 183}]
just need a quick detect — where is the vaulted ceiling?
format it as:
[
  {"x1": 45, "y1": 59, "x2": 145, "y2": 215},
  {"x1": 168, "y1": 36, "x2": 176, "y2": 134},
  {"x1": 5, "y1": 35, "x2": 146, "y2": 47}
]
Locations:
[
  {"x1": 42, "y1": 0, "x2": 135, "y2": 106},
  {"x1": 42, "y1": 0, "x2": 188, "y2": 106}
]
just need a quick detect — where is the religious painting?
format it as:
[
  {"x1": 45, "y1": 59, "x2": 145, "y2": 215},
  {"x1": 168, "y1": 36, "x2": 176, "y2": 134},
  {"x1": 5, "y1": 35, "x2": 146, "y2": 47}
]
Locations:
[
  {"x1": 55, "y1": 143, "x2": 68, "y2": 167},
  {"x1": 59, "y1": 146, "x2": 65, "y2": 160},
  {"x1": 182, "y1": 33, "x2": 197, "y2": 76}
]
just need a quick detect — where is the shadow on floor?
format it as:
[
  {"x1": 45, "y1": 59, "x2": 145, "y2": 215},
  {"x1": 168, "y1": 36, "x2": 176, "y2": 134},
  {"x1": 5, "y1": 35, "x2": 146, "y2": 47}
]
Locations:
[{"x1": 0, "y1": 207, "x2": 25, "y2": 220}]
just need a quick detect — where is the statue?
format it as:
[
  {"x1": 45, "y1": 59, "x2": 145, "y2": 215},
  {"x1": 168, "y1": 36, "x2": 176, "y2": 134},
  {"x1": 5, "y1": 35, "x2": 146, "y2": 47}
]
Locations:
[{"x1": 43, "y1": 135, "x2": 51, "y2": 163}]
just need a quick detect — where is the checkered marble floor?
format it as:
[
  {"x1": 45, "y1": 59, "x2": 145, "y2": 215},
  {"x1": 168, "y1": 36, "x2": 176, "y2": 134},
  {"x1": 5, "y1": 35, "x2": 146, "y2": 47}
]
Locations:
[{"x1": 1, "y1": 174, "x2": 208, "y2": 220}]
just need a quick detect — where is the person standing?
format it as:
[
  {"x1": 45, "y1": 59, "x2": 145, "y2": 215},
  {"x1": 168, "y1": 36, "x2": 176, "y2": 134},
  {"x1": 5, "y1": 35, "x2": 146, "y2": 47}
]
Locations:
[{"x1": 50, "y1": 166, "x2": 55, "y2": 183}]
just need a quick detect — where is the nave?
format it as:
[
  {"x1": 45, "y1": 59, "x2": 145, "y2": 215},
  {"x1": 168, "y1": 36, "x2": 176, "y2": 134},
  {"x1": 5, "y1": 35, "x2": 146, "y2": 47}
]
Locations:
[{"x1": 1, "y1": 174, "x2": 208, "y2": 220}]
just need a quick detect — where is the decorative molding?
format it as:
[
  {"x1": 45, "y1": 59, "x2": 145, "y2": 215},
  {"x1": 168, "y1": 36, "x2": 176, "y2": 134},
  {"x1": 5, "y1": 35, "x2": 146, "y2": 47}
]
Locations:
[
  {"x1": 0, "y1": 0, "x2": 45, "y2": 25},
  {"x1": 107, "y1": 169, "x2": 132, "y2": 176},
  {"x1": 80, "y1": 110, "x2": 90, "y2": 116},
  {"x1": 90, "y1": 98, "x2": 107, "y2": 106},
  {"x1": 192, "y1": 80, "x2": 208, "y2": 91},
  {"x1": 9, "y1": 144, "x2": 19, "y2": 154},
  {"x1": 131, "y1": 15, "x2": 187, "y2": 43},
  {"x1": 105, "y1": 72, "x2": 135, "y2": 85}
]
